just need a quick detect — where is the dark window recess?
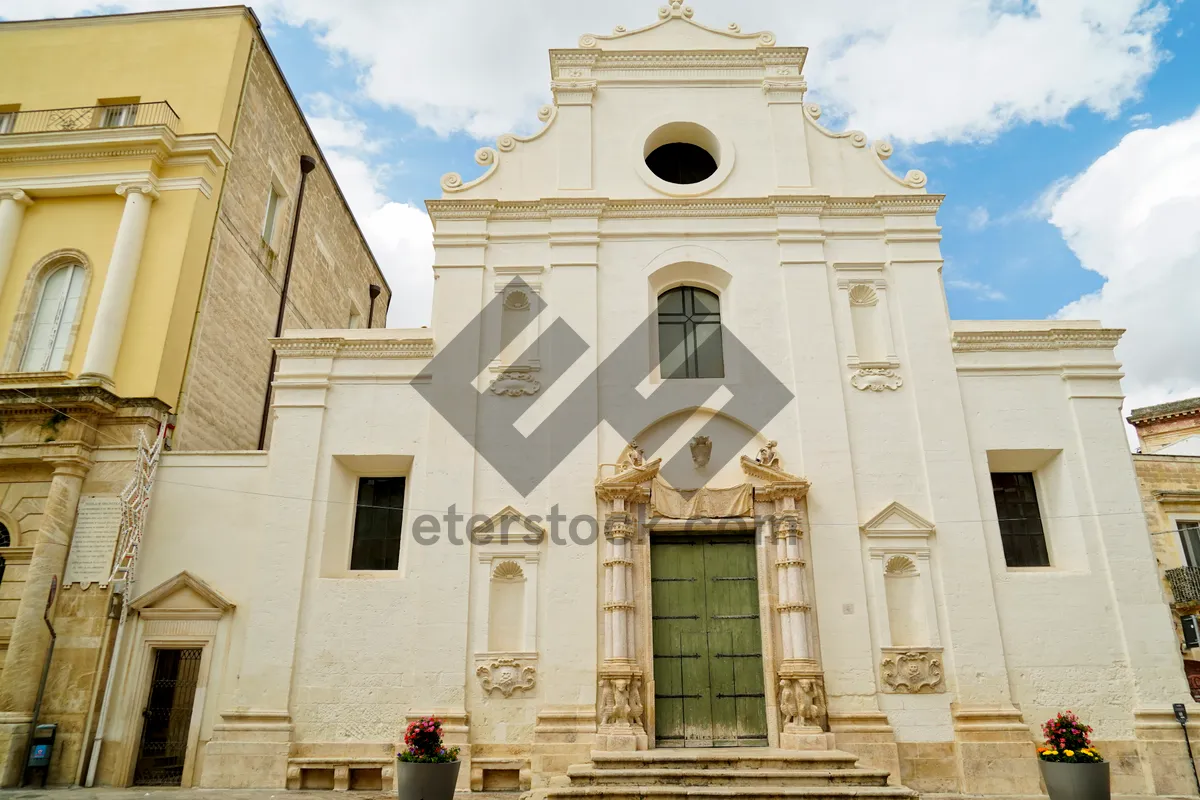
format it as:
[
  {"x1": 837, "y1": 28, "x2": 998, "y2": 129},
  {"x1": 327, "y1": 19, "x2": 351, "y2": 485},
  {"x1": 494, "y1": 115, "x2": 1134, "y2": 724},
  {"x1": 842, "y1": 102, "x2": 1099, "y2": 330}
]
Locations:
[
  {"x1": 1179, "y1": 521, "x2": 1200, "y2": 568},
  {"x1": 350, "y1": 477, "x2": 406, "y2": 570},
  {"x1": 991, "y1": 472, "x2": 1050, "y2": 567},
  {"x1": 0, "y1": 522, "x2": 9, "y2": 548},
  {"x1": 645, "y1": 142, "x2": 718, "y2": 185},
  {"x1": 657, "y1": 286, "x2": 723, "y2": 379}
]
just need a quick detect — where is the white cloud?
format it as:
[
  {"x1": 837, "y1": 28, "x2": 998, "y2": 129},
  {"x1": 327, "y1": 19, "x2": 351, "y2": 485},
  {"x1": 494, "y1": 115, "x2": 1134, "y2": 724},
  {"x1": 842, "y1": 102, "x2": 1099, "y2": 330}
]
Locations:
[
  {"x1": 3, "y1": 0, "x2": 1169, "y2": 144},
  {"x1": 966, "y1": 206, "x2": 991, "y2": 231},
  {"x1": 1050, "y1": 107, "x2": 1200, "y2": 427},
  {"x1": 946, "y1": 279, "x2": 1006, "y2": 301}
]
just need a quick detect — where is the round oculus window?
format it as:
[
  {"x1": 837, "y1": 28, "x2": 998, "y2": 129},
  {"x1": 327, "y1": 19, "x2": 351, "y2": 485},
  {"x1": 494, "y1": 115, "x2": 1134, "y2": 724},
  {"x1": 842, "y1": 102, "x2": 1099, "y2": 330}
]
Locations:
[
  {"x1": 642, "y1": 122, "x2": 722, "y2": 186},
  {"x1": 645, "y1": 143, "x2": 718, "y2": 185}
]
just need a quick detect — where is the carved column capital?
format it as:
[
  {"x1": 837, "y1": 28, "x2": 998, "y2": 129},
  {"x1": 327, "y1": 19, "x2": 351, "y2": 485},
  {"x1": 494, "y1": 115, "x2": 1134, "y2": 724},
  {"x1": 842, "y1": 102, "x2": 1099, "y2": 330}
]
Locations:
[
  {"x1": 116, "y1": 180, "x2": 160, "y2": 201},
  {"x1": 0, "y1": 189, "x2": 34, "y2": 206}
]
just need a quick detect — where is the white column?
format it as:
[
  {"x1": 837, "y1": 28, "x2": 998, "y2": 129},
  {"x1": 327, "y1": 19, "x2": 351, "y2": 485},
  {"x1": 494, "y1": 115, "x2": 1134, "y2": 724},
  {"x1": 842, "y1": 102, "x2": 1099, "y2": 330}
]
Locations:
[
  {"x1": 80, "y1": 181, "x2": 158, "y2": 382},
  {"x1": 0, "y1": 190, "x2": 33, "y2": 296}
]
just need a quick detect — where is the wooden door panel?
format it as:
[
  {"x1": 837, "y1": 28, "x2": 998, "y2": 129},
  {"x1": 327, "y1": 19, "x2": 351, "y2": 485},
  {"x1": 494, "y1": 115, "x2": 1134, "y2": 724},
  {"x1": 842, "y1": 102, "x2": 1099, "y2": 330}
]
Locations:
[{"x1": 651, "y1": 536, "x2": 767, "y2": 748}]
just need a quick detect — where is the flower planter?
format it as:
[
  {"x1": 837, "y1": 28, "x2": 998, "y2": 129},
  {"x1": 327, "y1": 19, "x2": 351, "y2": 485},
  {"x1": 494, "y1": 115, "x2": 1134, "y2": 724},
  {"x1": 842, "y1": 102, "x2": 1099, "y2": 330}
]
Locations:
[
  {"x1": 396, "y1": 758, "x2": 461, "y2": 800},
  {"x1": 1040, "y1": 759, "x2": 1111, "y2": 800}
]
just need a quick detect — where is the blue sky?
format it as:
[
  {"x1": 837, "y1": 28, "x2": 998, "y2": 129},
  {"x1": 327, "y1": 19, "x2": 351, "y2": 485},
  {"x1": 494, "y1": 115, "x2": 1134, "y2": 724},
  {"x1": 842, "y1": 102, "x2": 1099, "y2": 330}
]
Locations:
[{"x1": 5, "y1": 0, "x2": 1200, "y2": 427}]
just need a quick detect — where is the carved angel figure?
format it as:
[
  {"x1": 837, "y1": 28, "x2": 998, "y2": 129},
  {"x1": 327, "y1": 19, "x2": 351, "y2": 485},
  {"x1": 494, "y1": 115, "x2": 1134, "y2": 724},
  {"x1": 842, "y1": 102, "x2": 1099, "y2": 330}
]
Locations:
[
  {"x1": 629, "y1": 677, "x2": 644, "y2": 726},
  {"x1": 779, "y1": 679, "x2": 799, "y2": 726},
  {"x1": 619, "y1": 440, "x2": 646, "y2": 471},
  {"x1": 612, "y1": 678, "x2": 632, "y2": 724},
  {"x1": 797, "y1": 678, "x2": 827, "y2": 728},
  {"x1": 756, "y1": 440, "x2": 780, "y2": 468},
  {"x1": 599, "y1": 680, "x2": 616, "y2": 726}
]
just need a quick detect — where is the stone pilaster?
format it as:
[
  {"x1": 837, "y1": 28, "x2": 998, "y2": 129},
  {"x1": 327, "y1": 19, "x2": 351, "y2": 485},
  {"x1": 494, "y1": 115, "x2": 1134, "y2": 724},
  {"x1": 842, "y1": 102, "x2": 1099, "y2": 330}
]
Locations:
[{"x1": 0, "y1": 456, "x2": 90, "y2": 787}]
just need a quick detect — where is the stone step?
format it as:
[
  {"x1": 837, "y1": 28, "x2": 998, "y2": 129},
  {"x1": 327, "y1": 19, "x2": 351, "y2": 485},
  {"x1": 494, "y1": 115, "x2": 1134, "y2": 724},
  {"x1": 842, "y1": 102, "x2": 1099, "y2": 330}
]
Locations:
[
  {"x1": 588, "y1": 748, "x2": 863, "y2": 772},
  {"x1": 525, "y1": 785, "x2": 918, "y2": 800},
  {"x1": 566, "y1": 766, "x2": 893, "y2": 787}
]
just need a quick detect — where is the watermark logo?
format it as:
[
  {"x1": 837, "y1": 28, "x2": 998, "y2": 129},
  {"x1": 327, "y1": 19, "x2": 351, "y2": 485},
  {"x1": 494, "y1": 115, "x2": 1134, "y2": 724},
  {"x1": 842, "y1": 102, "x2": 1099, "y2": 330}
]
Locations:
[{"x1": 415, "y1": 278, "x2": 793, "y2": 496}]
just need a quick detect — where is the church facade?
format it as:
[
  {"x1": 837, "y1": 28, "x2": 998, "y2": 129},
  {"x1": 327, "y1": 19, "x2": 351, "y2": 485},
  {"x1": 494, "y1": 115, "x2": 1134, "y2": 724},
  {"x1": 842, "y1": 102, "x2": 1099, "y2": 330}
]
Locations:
[{"x1": 78, "y1": 3, "x2": 1194, "y2": 797}]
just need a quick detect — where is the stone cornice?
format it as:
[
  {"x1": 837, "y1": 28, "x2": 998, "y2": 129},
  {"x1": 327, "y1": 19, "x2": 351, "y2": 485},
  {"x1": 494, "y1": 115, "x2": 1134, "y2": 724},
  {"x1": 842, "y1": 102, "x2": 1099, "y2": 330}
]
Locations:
[
  {"x1": 0, "y1": 127, "x2": 232, "y2": 174},
  {"x1": 271, "y1": 336, "x2": 436, "y2": 360},
  {"x1": 427, "y1": 195, "x2": 944, "y2": 222},
  {"x1": 951, "y1": 328, "x2": 1124, "y2": 353},
  {"x1": 1128, "y1": 397, "x2": 1200, "y2": 426}
]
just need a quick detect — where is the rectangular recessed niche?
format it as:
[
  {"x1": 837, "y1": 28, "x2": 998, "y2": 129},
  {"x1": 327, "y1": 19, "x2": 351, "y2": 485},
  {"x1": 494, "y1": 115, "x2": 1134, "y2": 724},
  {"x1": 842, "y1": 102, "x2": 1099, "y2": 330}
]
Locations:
[
  {"x1": 350, "y1": 767, "x2": 383, "y2": 791},
  {"x1": 483, "y1": 768, "x2": 522, "y2": 791},
  {"x1": 300, "y1": 768, "x2": 334, "y2": 790}
]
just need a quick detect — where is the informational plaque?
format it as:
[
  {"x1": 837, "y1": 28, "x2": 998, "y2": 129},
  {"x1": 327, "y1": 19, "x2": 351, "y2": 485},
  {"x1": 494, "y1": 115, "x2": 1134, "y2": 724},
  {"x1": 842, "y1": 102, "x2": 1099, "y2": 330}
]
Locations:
[{"x1": 62, "y1": 494, "x2": 124, "y2": 588}]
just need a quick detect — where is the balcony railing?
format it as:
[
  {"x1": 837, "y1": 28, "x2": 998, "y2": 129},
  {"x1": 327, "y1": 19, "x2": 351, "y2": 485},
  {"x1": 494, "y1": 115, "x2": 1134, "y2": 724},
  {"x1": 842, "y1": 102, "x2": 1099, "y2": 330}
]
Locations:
[
  {"x1": 0, "y1": 101, "x2": 179, "y2": 136},
  {"x1": 1166, "y1": 566, "x2": 1200, "y2": 605}
]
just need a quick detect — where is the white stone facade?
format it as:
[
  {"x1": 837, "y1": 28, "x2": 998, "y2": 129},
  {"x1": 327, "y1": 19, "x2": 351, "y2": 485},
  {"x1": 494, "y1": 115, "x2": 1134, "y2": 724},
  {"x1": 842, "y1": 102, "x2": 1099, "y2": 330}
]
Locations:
[{"x1": 104, "y1": 4, "x2": 1194, "y2": 795}]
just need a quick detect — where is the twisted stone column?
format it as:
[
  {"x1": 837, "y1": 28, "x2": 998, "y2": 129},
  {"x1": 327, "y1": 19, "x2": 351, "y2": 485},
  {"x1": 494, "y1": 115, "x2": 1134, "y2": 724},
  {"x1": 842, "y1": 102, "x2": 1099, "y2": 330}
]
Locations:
[{"x1": 0, "y1": 457, "x2": 89, "y2": 786}]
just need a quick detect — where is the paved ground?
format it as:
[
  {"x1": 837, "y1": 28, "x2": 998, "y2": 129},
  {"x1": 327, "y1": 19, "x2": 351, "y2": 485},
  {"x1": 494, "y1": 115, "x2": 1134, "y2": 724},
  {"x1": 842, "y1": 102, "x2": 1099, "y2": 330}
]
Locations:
[{"x1": 0, "y1": 790, "x2": 518, "y2": 800}]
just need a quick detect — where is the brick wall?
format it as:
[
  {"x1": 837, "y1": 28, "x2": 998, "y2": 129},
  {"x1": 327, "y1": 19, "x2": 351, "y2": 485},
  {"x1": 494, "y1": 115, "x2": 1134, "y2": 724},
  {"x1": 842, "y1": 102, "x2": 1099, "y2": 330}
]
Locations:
[{"x1": 172, "y1": 36, "x2": 390, "y2": 452}]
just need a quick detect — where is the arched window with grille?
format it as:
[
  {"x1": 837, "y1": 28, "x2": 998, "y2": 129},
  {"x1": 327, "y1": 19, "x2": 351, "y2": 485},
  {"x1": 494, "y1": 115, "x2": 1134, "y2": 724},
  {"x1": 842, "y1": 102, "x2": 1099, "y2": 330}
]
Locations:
[
  {"x1": 657, "y1": 286, "x2": 723, "y2": 379},
  {"x1": 20, "y1": 262, "x2": 86, "y2": 373}
]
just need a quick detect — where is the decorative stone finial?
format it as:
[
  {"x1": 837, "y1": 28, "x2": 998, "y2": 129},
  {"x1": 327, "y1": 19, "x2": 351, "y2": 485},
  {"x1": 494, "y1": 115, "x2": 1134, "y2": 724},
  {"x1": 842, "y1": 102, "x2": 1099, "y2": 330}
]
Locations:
[{"x1": 660, "y1": 0, "x2": 694, "y2": 19}]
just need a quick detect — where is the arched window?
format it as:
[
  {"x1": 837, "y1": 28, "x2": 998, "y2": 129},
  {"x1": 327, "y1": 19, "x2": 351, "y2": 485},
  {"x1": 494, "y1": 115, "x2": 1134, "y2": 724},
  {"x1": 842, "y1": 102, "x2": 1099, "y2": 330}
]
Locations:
[
  {"x1": 20, "y1": 262, "x2": 86, "y2": 372},
  {"x1": 0, "y1": 522, "x2": 10, "y2": 548},
  {"x1": 657, "y1": 286, "x2": 723, "y2": 379}
]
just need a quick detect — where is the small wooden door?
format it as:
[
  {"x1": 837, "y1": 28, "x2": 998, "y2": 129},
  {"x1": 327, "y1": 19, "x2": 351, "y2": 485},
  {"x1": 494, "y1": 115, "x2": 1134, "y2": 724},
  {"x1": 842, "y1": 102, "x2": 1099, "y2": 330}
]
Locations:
[
  {"x1": 651, "y1": 536, "x2": 767, "y2": 747},
  {"x1": 134, "y1": 648, "x2": 202, "y2": 786}
]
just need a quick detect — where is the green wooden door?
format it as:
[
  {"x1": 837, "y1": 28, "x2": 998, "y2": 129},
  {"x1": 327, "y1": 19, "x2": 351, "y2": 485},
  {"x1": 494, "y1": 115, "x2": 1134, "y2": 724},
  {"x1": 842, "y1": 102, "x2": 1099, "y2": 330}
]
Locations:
[{"x1": 651, "y1": 537, "x2": 767, "y2": 748}]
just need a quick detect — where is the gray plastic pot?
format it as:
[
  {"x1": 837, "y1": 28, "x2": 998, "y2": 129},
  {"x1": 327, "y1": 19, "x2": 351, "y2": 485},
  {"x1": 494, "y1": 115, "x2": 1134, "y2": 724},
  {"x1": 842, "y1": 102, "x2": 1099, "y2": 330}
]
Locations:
[
  {"x1": 395, "y1": 758, "x2": 462, "y2": 800},
  {"x1": 1039, "y1": 760, "x2": 1111, "y2": 800}
]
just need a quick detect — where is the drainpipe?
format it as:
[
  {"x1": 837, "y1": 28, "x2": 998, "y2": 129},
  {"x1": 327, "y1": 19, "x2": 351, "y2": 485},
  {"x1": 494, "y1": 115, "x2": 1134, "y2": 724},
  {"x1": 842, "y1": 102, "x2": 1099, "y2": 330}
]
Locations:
[
  {"x1": 257, "y1": 154, "x2": 317, "y2": 450},
  {"x1": 366, "y1": 284, "x2": 382, "y2": 328},
  {"x1": 23, "y1": 576, "x2": 58, "y2": 787}
]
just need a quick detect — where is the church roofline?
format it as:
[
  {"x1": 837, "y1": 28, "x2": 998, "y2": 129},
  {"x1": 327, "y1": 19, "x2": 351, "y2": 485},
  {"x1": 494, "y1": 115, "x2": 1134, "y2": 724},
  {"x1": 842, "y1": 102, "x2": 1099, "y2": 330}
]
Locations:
[
  {"x1": 572, "y1": 0, "x2": 785, "y2": 53},
  {"x1": 1128, "y1": 396, "x2": 1200, "y2": 426},
  {"x1": 426, "y1": 195, "x2": 946, "y2": 222}
]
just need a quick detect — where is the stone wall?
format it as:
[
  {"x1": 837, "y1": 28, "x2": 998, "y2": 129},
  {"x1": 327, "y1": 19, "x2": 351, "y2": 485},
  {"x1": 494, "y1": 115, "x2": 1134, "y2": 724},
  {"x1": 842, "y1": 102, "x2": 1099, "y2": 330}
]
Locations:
[{"x1": 172, "y1": 35, "x2": 390, "y2": 452}]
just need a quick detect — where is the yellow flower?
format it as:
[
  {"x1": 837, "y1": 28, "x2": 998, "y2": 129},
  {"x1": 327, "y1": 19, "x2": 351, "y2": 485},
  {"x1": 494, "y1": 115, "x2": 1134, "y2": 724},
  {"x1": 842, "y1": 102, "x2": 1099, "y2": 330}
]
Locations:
[{"x1": 1064, "y1": 750, "x2": 1074, "y2": 757}]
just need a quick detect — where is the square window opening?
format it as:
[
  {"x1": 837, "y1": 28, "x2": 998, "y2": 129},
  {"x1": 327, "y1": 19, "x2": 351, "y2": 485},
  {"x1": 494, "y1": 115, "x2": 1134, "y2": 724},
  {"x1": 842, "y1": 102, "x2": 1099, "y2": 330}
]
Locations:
[
  {"x1": 990, "y1": 471, "x2": 1050, "y2": 568},
  {"x1": 350, "y1": 476, "x2": 406, "y2": 571}
]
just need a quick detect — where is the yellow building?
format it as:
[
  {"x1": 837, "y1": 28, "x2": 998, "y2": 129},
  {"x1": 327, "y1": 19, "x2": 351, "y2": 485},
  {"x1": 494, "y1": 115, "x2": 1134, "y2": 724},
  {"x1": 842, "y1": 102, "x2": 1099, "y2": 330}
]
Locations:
[
  {"x1": 1130, "y1": 398, "x2": 1200, "y2": 701},
  {"x1": 0, "y1": 6, "x2": 390, "y2": 786}
]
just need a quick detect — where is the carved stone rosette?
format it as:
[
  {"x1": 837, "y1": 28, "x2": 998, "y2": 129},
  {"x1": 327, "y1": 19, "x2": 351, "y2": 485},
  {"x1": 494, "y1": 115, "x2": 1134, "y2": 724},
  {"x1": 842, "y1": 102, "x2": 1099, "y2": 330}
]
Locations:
[
  {"x1": 880, "y1": 647, "x2": 945, "y2": 693},
  {"x1": 477, "y1": 658, "x2": 537, "y2": 697}
]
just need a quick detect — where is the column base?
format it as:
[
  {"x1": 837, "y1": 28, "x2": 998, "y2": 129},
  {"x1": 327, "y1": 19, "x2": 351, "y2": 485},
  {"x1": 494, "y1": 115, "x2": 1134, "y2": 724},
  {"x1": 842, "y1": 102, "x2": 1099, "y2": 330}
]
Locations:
[
  {"x1": 594, "y1": 725, "x2": 648, "y2": 752},
  {"x1": 828, "y1": 711, "x2": 901, "y2": 785},
  {"x1": 0, "y1": 716, "x2": 33, "y2": 788},
  {"x1": 199, "y1": 710, "x2": 292, "y2": 788},
  {"x1": 951, "y1": 705, "x2": 1040, "y2": 795},
  {"x1": 780, "y1": 726, "x2": 834, "y2": 750},
  {"x1": 532, "y1": 707, "x2": 597, "y2": 788}
]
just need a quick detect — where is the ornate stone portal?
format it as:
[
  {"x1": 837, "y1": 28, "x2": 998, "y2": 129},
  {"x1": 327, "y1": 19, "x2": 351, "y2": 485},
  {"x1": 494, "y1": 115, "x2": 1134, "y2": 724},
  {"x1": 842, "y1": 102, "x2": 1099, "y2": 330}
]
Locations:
[{"x1": 594, "y1": 441, "x2": 827, "y2": 751}]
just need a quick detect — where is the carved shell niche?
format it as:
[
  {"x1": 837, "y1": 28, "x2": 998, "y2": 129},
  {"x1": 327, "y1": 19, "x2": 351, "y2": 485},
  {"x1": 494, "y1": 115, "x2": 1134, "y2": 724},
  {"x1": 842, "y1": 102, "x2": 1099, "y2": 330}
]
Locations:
[
  {"x1": 848, "y1": 284, "x2": 879, "y2": 307},
  {"x1": 884, "y1": 555, "x2": 919, "y2": 577},
  {"x1": 492, "y1": 560, "x2": 525, "y2": 581}
]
